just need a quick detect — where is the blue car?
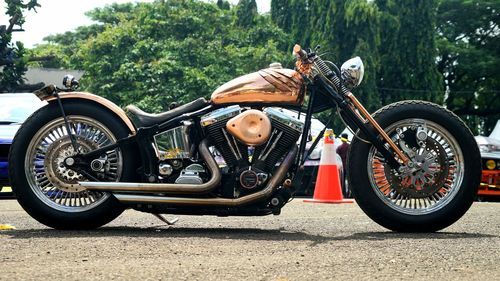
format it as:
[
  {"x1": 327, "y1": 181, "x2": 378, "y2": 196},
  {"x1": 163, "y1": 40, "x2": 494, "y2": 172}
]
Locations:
[{"x1": 0, "y1": 93, "x2": 46, "y2": 192}]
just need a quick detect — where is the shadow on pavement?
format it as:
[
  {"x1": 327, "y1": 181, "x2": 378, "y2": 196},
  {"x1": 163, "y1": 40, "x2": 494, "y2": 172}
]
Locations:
[{"x1": 1, "y1": 227, "x2": 497, "y2": 246}]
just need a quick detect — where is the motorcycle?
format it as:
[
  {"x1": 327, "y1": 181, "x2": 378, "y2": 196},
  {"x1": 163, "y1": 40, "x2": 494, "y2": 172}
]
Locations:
[{"x1": 9, "y1": 45, "x2": 481, "y2": 232}]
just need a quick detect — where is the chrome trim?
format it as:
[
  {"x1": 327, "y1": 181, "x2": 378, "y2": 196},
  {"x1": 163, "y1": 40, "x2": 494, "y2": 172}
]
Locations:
[
  {"x1": 264, "y1": 107, "x2": 304, "y2": 132},
  {"x1": 367, "y1": 119, "x2": 464, "y2": 215},
  {"x1": 25, "y1": 116, "x2": 121, "y2": 212},
  {"x1": 200, "y1": 105, "x2": 241, "y2": 127},
  {"x1": 222, "y1": 128, "x2": 242, "y2": 160},
  {"x1": 79, "y1": 139, "x2": 221, "y2": 193},
  {"x1": 113, "y1": 145, "x2": 298, "y2": 206},
  {"x1": 154, "y1": 122, "x2": 192, "y2": 160}
]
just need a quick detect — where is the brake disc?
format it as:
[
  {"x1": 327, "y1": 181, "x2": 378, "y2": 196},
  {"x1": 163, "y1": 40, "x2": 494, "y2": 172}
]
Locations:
[
  {"x1": 44, "y1": 136, "x2": 98, "y2": 192},
  {"x1": 384, "y1": 127, "x2": 449, "y2": 198}
]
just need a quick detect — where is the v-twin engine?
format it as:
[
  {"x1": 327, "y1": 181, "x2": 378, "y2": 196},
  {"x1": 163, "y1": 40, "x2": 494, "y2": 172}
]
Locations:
[{"x1": 201, "y1": 106, "x2": 303, "y2": 194}]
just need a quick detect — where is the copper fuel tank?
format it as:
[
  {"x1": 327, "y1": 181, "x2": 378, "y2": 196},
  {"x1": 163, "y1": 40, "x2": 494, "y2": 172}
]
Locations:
[{"x1": 211, "y1": 68, "x2": 305, "y2": 106}]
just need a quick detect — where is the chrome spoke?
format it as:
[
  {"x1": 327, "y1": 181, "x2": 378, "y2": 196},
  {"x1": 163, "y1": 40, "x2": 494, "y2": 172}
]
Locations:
[
  {"x1": 25, "y1": 116, "x2": 122, "y2": 213},
  {"x1": 367, "y1": 119, "x2": 464, "y2": 215}
]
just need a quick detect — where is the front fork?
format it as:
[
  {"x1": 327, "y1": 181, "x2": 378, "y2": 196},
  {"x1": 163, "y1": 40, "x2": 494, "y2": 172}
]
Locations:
[
  {"x1": 317, "y1": 78, "x2": 407, "y2": 170},
  {"x1": 345, "y1": 93, "x2": 409, "y2": 165},
  {"x1": 290, "y1": 80, "x2": 407, "y2": 193}
]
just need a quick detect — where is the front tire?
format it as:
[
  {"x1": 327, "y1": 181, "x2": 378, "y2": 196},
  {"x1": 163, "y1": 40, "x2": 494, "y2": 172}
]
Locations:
[
  {"x1": 9, "y1": 101, "x2": 136, "y2": 229},
  {"x1": 349, "y1": 101, "x2": 481, "y2": 232}
]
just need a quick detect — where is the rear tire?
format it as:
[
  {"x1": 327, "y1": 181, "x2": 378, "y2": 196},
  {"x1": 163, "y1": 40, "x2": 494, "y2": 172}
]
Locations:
[
  {"x1": 9, "y1": 101, "x2": 137, "y2": 229},
  {"x1": 349, "y1": 101, "x2": 481, "y2": 232}
]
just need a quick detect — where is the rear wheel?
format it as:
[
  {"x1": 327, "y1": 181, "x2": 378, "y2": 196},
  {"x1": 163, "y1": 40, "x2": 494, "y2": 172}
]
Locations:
[
  {"x1": 9, "y1": 101, "x2": 136, "y2": 229},
  {"x1": 349, "y1": 101, "x2": 481, "y2": 232}
]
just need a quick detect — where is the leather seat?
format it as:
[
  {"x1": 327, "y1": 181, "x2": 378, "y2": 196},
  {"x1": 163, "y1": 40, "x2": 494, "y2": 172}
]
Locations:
[{"x1": 126, "y1": 98, "x2": 208, "y2": 127}]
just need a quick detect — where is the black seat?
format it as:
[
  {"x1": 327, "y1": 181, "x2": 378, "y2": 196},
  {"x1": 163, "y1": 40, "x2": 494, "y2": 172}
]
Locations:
[{"x1": 126, "y1": 98, "x2": 208, "y2": 127}]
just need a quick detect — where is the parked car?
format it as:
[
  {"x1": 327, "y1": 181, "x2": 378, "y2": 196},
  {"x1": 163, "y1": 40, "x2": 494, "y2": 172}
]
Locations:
[
  {"x1": 0, "y1": 93, "x2": 46, "y2": 192},
  {"x1": 475, "y1": 133, "x2": 500, "y2": 200},
  {"x1": 478, "y1": 151, "x2": 500, "y2": 198}
]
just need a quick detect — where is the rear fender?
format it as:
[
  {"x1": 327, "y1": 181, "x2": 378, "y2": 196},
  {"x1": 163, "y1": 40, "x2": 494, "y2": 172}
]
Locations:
[{"x1": 43, "y1": 92, "x2": 136, "y2": 134}]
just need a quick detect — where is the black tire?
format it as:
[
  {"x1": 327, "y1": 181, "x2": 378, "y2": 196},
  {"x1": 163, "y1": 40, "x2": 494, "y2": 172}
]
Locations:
[
  {"x1": 9, "y1": 101, "x2": 137, "y2": 229},
  {"x1": 348, "y1": 101, "x2": 481, "y2": 232}
]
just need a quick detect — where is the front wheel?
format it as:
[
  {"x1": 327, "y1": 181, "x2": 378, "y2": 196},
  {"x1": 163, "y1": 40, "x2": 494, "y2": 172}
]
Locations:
[
  {"x1": 9, "y1": 101, "x2": 137, "y2": 229},
  {"x1": 349, "y1": 101, "x2": 481, "y2": 232}
]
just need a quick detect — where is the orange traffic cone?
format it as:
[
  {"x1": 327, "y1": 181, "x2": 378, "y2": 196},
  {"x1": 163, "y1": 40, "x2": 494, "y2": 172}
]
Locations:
[{"x1": 304, "y1": 129, "x2": 354, "y2": 204}]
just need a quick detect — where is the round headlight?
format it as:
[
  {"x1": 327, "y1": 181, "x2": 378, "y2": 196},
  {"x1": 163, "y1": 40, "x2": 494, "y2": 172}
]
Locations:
[
  {"x1": 341, "y1": 57, "x2": 364, "y2": 90},
  {"x1": 485, "y1": 159, "x2": 496, "y2": 170}
]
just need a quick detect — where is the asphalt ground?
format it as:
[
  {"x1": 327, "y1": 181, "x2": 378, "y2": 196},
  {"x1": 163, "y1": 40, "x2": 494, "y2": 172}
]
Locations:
[{"x1": 0, "y1": 199, "x2": 498, "y2": 281}]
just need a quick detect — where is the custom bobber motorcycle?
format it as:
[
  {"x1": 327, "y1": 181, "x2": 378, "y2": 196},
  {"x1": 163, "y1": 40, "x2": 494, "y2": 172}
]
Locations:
[{"x1": 9, "y1": 45, "x2": 481, "y2": 232}]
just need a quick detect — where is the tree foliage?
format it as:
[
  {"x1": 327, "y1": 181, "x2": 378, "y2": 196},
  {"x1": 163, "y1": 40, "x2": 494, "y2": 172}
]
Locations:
[
  {"x1": 0, "y1": 0, "x2": 40, "y2": 92},
  {"x1": 32, "y1": 0, "x2": 288, "y2": 112},
  {"x1": 436, "y1": 0, "x2": 500, "y2": 134},
  {"x1": 377, "y1": 0, "x2": 443, "y2": 105},
  {"x1": 24, "y1": 0, "x2": 500, "y2": 134},
  {"x1": 236, "y1": 0, "x2": 258, "y2": 28},
  {"x1": 271, "y1": 0, "x2": 292, "y2": 32},
  {"x1": 270, "y1": 0, "x2": 498, "y2": 134}
]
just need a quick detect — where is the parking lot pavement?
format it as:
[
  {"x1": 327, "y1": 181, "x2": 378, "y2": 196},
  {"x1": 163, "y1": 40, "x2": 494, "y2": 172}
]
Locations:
[{"x1": 0, "y1": 199, "x2": 498, "y2": 281}]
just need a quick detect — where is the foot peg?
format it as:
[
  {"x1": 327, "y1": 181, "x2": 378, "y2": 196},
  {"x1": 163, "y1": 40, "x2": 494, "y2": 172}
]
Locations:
[{"x1": 153, "y1": 214, "x2": 179, "y2": 226}]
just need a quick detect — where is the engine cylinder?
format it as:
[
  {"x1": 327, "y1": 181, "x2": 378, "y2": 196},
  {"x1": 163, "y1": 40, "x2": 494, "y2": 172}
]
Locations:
[
  {"x1": 226, "y1": 109, "x2": 271, "y2": 146},
  {"x1": 201, "y1": 106, "x2": 249, "y2": 168},
  {"x1": 252, "y1": 108, "x2": 304, "y2": 171}
]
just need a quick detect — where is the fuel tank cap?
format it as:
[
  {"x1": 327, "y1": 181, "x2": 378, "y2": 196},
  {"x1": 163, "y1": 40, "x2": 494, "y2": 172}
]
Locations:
[{"x1": 269, "y1": 62, "x2": 283, "y2": 69}]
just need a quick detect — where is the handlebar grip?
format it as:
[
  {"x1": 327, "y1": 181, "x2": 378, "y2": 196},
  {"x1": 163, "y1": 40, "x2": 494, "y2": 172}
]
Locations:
[{"x1": 293, "y1": 44, "x2": 308, "y2": 60}]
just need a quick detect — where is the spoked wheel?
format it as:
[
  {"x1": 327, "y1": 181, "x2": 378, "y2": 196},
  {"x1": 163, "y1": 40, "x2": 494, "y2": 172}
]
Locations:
[
  {"x1": 10, "y1": 101, "x2": 137, "y2": 229},
  {"x1": 349, "y1": 101, "x2": 481, "y2": 232},
  {"x1": 27, "y1": 116, "x2": 121, "y2": 212}
]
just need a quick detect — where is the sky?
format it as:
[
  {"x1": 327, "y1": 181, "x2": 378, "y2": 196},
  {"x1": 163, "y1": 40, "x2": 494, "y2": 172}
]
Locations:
[{"x1": 1, "y1": 0, "x2": 271, "y2": 48}]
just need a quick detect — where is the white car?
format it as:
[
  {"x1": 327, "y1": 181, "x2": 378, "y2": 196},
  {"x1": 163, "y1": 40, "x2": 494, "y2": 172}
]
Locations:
[{"x1": 0, "y1": 93, "x2": 46, "y2": 193}]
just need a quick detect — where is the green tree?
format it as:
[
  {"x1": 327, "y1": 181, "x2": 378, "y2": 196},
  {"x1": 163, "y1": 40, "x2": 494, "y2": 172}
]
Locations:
[
  {"x1": 0, "y1": 0, "x2": 40, "y2": 92},
  {"x1": 271, "y1": 0, "x2": 292, "y2": 32},
  {"x1": 29, "y1": 3, "x2": 136, "y2": 70},
  {"x1": 376, "y1": 0, "x2": 443, "y2": 105},
  {"x1": 236, "y1": 0, "x2": 257, "y2": 28},
  {"x1": 344, "y1": 0, "x2": 381, "y2": 111},
  {"x1": 216, "y1": 0, "x2": 230, "y2": 10},
  {"x1": 308, "y1": 0, "x2": 331, "y2": 48},
  {"x1": 289, "y1": 0, "x2": 310, "y2": 47},
  {"x1": 436, "y1": 0, "x2": 500, "y2": 134},
  {"x1": 305, "y1": 0, "x2": 381, "y2": 111},
  {"x1": 37, "y1": 0, "x2": 288, "y2": 113}
]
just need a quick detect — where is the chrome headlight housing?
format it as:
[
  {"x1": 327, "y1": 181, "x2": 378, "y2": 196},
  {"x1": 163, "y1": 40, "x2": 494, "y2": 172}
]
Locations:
[{"x1": 341, "y1": 57, "x2": 364, "y2": 90}]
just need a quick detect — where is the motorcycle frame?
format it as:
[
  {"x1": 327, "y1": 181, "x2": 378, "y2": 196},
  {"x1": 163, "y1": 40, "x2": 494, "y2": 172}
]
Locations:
[{"x1": 57, "y1": 74, "x2": 401, "y2": 192}]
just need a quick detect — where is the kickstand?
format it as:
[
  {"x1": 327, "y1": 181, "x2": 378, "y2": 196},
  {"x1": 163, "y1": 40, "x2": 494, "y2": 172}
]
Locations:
[{"x1": 153, "y1": 214, "x2": 179, "y2": 226}]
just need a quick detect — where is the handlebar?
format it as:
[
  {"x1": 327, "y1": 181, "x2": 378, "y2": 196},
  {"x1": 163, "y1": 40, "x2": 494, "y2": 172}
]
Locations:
[
  {"x1": 294, "y1": 44, "x2": 350, "y2": 96},
  {"x1": 293, "y1": 44, "x2": 308, "y2": 61},
  {"x1": 313, "y1": 56, "x2": 350, "y2": 96}
]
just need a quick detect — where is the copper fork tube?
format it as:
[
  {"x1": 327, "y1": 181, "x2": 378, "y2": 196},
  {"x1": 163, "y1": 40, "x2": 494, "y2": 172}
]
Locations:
[{"x1": 346, "y1": 92, "x2": 409, "y2": 164}]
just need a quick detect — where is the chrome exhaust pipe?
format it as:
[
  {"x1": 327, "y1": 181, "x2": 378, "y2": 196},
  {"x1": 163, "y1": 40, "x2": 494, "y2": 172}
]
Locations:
[
  {"x1": 79, "y1": 139, "x2": 221, "y2": 193},
  {"x1": 113, "y1": 145, "x2": 298, "y2": 206}
]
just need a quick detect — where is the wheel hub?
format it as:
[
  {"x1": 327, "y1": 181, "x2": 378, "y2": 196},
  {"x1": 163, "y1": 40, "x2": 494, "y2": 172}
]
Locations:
[
  {"x1": 44, "y1": 136, "x2": 98, "y2": 192},
  {"x1": 368, "y1": 118, "x2": 464, "y2": 215},
  {"x1": 385, "y1": 128, "x2": 449, "y2": 198}
]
